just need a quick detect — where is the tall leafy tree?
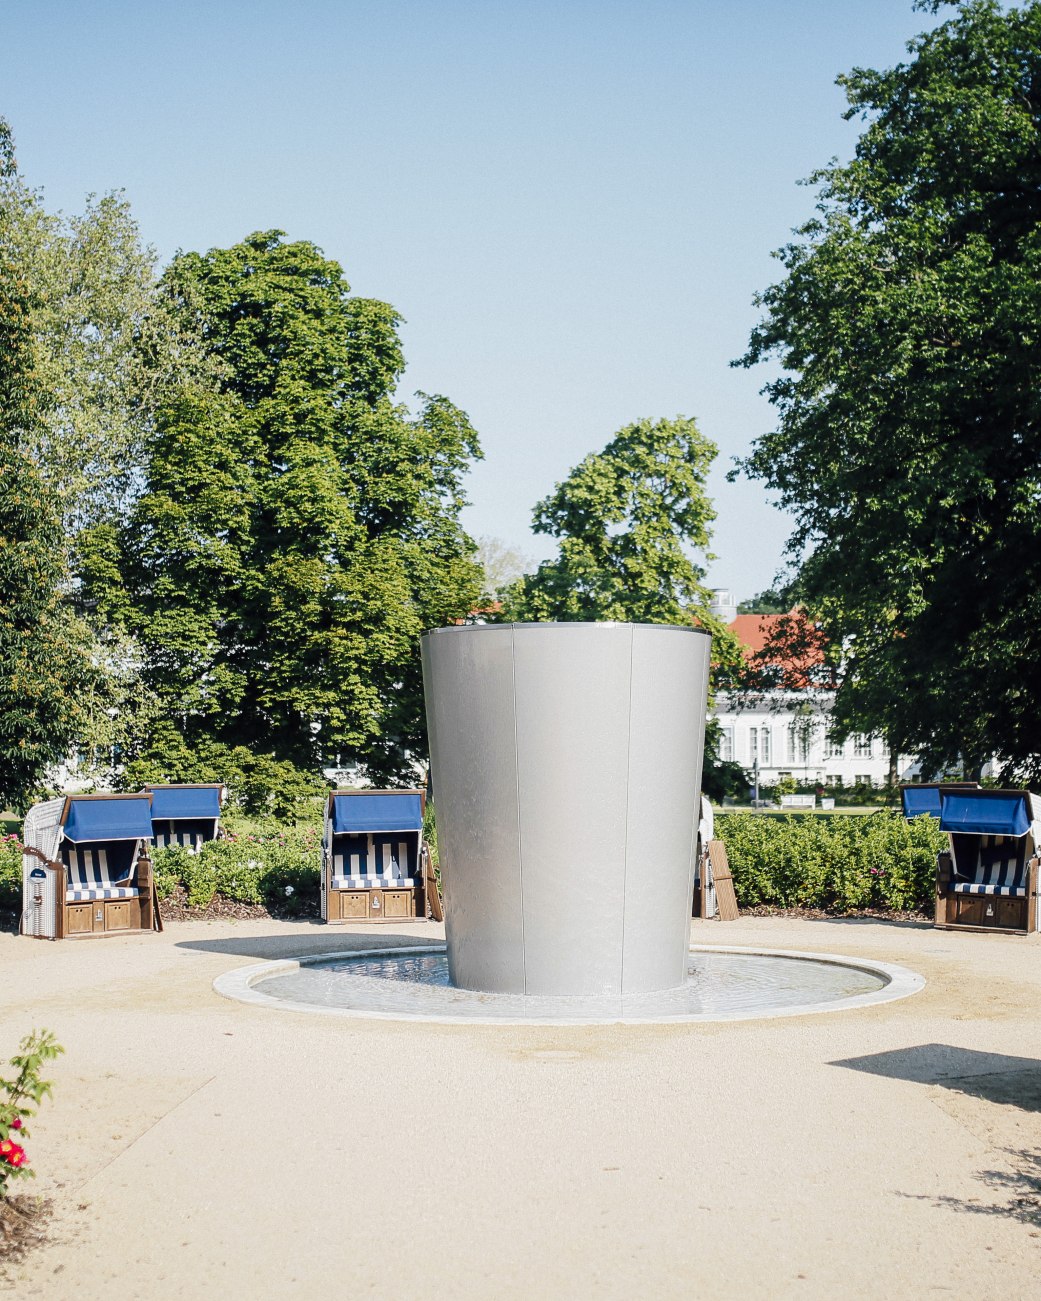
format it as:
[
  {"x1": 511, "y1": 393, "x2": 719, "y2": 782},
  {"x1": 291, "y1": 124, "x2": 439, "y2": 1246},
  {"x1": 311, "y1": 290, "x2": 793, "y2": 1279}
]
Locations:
[
  {"x1": 506, "y1": 416, "x2": 729, "y2": 626},
  {"x1": 92, "y1": 231, "x2": 482, "y2": 778},
  {"x1": 0, "y1": 122, "x2": 95, "y2": 810},
  {"x1": 1, "y1": 131, "x2": 206, "y2": 541},
  {"x1": 503, "y1": 415, "x2": 745, "y2": 796},
  {"x1": 737, "y1": 0, "x2": 1041, "y2": 781}
]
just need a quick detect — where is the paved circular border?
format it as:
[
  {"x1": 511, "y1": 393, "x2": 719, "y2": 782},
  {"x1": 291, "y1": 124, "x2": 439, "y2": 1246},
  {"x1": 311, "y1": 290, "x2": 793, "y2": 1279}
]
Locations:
[{"x1": 212, "y1": 944, "x2": 925, "y2": 1026}]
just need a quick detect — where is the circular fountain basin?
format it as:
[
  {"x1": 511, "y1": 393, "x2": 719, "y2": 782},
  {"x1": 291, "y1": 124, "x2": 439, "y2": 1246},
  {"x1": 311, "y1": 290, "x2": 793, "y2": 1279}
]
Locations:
[{"x1": 214, "y1": 945, "x2": 924, "y2": 1025}]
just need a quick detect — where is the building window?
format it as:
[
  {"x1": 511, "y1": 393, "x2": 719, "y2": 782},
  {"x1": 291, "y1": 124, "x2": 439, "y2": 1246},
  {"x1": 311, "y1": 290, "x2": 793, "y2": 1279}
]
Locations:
[
  {"x1": 826, "y1": 774, "x2": 841, "y2": 786},
  {"x1": 777, "y1": 771, "x2": 792, "y2": 783},
  {"x1": 788, "y1": 722, "x2": 811, "y2": 763},
  {"x1": 760, "y1": 726, "x2": 771, "y2": 765},
  {"x1": 853, "y1": 734, "x2": 873, "y2": 758},
  {"x1": 825, "y1": 737, "x2": 844, "y2": 759},
  {"x1": 750, "y1": 727, "x2": 759, "y2": 762},
  {"x1": 854, "y1": 774, "x2": 873, "y2": 787},
  {"x1": 718, "y1": 728, "x2": 734, "y2": 762}
]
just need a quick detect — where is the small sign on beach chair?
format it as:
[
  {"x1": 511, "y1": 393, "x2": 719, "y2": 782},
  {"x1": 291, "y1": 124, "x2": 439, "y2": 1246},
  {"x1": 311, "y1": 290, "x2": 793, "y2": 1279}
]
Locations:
[{"x1": 707, "y1": 840, "x2": 740, "y2": 921}]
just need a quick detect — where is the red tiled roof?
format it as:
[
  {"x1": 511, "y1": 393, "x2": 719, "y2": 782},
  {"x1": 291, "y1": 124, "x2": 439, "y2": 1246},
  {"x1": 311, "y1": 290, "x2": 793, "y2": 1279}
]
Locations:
[
  {"x1": 728, "y1": 609, "x2": 829, "y2": 687},
  {"x1": 728, "y1": 613, "x2": 784, "y2": 656}
]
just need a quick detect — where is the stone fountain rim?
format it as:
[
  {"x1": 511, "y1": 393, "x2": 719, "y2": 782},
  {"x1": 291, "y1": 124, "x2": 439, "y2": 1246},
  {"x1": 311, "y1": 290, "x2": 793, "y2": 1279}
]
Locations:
[{"x1": 212, "y1": 943, "x2": 925, "y2": 1026}]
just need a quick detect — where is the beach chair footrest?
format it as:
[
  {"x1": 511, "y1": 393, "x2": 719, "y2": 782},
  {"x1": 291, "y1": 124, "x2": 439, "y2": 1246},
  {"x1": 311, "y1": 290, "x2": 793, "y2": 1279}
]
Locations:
[
  {"x1": 65, "y1": 895, "x2": 151, "y2": 936},
  {"x1": 329, "y1": 885, "x2": 416, "y2": 923}
]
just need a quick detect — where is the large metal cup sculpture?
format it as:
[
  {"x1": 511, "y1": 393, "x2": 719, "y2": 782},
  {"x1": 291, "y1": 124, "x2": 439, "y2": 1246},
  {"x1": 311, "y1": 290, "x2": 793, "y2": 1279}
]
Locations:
[{"x1": 422, "y1": 623, "x2": 711, "y2": 996}]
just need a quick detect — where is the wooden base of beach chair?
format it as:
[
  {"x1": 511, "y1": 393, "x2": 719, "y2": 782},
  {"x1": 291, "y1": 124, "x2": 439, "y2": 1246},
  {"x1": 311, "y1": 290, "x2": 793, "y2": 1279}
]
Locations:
[
  {"x1": 707, "y1": 840, "x2": 740, "y2": 921},
  {"x1": 326, "y1": 885, "x2": 417, "y2": 924},
  {"x1": 62, "y1": 892, "x2": 156, "y2": 939},
  {"x1": 934, "y1": 894, "x2": 1035, "y2": 934}
]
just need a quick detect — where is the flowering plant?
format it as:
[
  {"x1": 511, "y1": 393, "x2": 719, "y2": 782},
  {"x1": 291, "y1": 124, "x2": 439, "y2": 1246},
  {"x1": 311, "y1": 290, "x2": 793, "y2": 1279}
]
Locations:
[{"x1": 0, "y1": 1030, "x2": 63, "y2": 1197}]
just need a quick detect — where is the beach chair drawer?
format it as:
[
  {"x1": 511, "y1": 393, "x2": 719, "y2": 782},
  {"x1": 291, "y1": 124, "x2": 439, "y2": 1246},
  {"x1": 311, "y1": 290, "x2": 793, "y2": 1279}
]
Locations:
[
  {"x1": 338, "y1": 891, "x2": 369, "y2": 920},
  {"x1": 105, "y1": 900, "x2": 131, "y2": 930},
  {"x1": 382, "y1": 889, "x2": 413, "y2": 919},
  {"x1": 952, "y1": 895, "x2": 1025, "y2": 929},
  {"x1": 66, "y1": 904, "x2": 94, "y2": 935}
]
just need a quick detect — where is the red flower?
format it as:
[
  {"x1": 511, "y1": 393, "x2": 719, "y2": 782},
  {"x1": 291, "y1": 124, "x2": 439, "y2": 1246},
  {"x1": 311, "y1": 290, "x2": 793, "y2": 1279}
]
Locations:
[{"x1": 10, "y1": 1117, "x2": 21, "y2": 1130}]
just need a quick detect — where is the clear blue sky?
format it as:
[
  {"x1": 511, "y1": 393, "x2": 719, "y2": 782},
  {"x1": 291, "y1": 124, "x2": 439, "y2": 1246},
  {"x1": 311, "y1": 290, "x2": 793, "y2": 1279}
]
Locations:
[{"x1": 3, "y1": 0, "x2": 941, "y2": 601}]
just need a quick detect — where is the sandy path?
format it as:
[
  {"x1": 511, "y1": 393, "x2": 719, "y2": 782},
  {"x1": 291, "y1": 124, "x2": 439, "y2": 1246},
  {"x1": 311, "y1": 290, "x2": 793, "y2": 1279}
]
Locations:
[{"x1": 1, "y1": 915, "x2": 1039, "y2": 1299}]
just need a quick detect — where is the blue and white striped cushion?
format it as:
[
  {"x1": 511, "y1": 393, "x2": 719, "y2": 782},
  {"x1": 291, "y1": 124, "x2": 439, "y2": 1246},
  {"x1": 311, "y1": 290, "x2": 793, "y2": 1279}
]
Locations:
[
  {"x1": 154, "y1": 829, "x2": 202, "y2": 850},
  {"x1": 66, "y1": 886, "x2": 141, "y2": 902},
  {"x1": 951, "y1": 835, "x2": 1027, "y2": 897},
  {"x1": 63, "y1": 845, "x2": 137, "y2": 902},
  {"x1": 331, "y1": 876, "x2": 415, "y2": 891}
]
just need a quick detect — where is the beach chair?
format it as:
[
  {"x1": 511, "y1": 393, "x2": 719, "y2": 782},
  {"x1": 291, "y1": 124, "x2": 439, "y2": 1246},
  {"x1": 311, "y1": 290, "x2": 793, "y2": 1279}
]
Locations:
[
  {"x1": 692, "y1": 794, "x2": 716, "y2": 918},
  {"x1": 144, "y1": 783, "x2": 224, "y2": 851},
  {"x1": 900, "y1": 782, "x2": 979, "y2": 820},
  {"x1": 21, "y1": 793, "x2": 159, "y2": 940},
  {"x1": 321, "y1": 789, "x2": 429, "y2": 923},
  {"x1": 934, "y1": 788, "x2": 1040, "y2": 934}
]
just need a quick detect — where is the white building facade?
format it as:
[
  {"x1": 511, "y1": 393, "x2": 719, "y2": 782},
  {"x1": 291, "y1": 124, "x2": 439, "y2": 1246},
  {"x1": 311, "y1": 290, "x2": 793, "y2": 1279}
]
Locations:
[{"x1": 712, "y1": 690, "x2": 916, "y2": 788}]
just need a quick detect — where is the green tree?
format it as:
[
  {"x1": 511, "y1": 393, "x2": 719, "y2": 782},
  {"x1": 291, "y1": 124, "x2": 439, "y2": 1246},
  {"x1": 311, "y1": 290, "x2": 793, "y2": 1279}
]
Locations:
[
  {"x1": 92, "y1": 231, "x2": 482, "y2": 779},
  {"x1": 0, "y1": 121, "x2": 97, "y2": 810},
  {"x1": 503, "y1": 415, "x2": 745, "y2": 795},
  {"x1": 737, "y1": 0, "x2": 1041, "y2": 782},
  {"x1": 1, "y1": 127, "x2": 206, "y2": 541},
  {"x1": 506, "y1": 416, "x2": 727, "y2": 625}
]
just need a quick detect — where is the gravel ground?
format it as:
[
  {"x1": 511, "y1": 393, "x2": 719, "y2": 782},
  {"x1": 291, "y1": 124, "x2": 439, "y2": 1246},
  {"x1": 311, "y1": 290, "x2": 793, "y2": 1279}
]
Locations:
[{"x1": 1, "y1": 914, "x2": 1040, "y2": 1300}]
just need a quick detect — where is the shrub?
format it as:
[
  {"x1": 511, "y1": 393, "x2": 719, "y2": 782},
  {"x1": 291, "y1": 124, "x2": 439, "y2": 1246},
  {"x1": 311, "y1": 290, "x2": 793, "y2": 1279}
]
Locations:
[
  {"x1": 150, "y1": 825, "x2": 322, "y2": 913},
  {"x1": 0, "y1": 834, "x2": 21, "y2": 913},
  {"x1": 0, "y1": 1030, "x2": 63, "y2": 1198},
  {"x1": 716, "y1": 810, "x2": 945, "y2": 913}
]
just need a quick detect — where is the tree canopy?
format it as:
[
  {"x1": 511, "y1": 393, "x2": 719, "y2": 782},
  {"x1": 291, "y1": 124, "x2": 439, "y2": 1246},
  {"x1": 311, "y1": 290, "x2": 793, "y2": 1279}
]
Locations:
[
  {"x1": 506, "y1": 416, "x2": 727, "y2": 624},
  {"x1": 503, "y1": 415, "x2": 746, "y2": 795},
  {"x1": 737, "y1": 0, "x2": 1041, "y2": 781},
  {"x1": 0, "y1": 121, "x2": 97, "y2": 810},
  {"x1": 87, "y1": 231, "x2": 483, "y2": 781}
]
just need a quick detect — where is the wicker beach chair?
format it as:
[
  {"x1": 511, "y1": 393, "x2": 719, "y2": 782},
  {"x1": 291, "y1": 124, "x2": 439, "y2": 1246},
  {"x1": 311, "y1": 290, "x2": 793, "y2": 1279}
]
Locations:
[
  {"x1": 934, "y1": 788, "x2": 1040, "y2": 934},
  {"x1": 144, "y1": 783, "x2": 224, "y2": 851},
  {"x1": 692, "y1": 794, "x2": 716, "y2": 919},
  {"x1": 321, "y1": 789, "x2": 430, "y2": 924},
  {"x1": 21, "y1": 793, "x2": 160, "y2": 939}
]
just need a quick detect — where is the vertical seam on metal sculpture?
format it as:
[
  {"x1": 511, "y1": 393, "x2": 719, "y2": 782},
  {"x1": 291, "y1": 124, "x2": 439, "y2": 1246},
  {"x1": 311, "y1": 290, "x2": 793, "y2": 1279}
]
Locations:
[
  {"x1": 619, "y1": 623, "x2": 634, "y2": 995},
  {"x1": 510, "y1": 624, "x2": 527, "y2": 993}
]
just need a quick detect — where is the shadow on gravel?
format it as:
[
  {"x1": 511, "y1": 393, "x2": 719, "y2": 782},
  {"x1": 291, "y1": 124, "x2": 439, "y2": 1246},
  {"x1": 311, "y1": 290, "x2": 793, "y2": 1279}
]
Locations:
[
  {"x1": 830, "y1": 1043, "x2": 1041, "y2": 1108},
  {"x1": 833, "y1": 1045, "x2": 1041, "y2": 1227},
  {"x1": 803, "y1": 915, "x2": 933, "y2": 930},
  {"x1": 176, "y1": 930, "x2": 444, "y2": 960},
  {"x1": 898, "y1": 1148, "x2": 1041, "y2": 1227}
]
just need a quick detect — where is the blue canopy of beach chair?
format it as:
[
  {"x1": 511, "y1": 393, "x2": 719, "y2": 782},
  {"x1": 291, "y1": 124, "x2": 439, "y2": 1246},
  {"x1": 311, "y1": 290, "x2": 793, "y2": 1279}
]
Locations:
[
  {"x1": 939, "y1": 791, "x2": 1031, "y2": 838},
  {"x1": 63, "y1": 796, "x2": 154, "y2": 843},
  {"x1": 901, "y1": 786, "x2": 942, "y2": 818},
  {"x1": 331, "y1": 793, "x2": 423, "y2": 834},
  {"x1": 148, "y1": 786, "x2": 221, "y2": 821}
]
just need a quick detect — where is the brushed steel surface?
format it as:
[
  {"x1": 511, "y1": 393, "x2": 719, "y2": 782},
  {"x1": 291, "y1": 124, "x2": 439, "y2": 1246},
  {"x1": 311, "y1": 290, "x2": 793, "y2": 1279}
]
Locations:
[
  {"x1": 422, "y1": 623, "x2": 710, "y2": 996},
  {"x1": 621, "y1": 624, "x2": 710, "y2": 992},
  {"x1": 422, "y1": 627, "x2": 525, "y2": 992}
]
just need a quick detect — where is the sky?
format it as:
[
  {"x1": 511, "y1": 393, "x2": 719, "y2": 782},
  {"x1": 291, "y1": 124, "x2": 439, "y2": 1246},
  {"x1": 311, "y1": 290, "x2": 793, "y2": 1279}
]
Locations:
[{"x1": 2, "y1": 0, "x2": 943, "y2": 601}]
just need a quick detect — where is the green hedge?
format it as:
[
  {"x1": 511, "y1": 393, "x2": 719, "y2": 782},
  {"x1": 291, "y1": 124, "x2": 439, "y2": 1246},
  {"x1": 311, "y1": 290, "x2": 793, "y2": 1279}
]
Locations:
[
  {"x1": 0, "y1": 835, "x2": 21, "y2": 911},
  {"x1": 716, "y1": 810, "x2": 945, "y2": 912},
  {"x1": 2, "y1": 810, "x2": 947, "y2": 922},
  {"x1": 151, "y1": 827, "x2": 322, "y2": 915}
]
